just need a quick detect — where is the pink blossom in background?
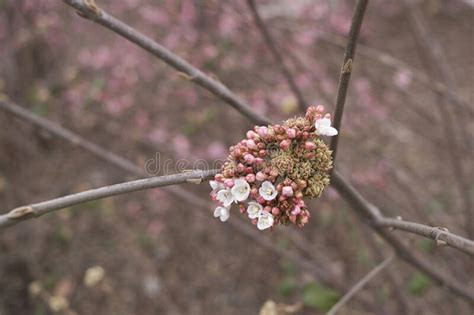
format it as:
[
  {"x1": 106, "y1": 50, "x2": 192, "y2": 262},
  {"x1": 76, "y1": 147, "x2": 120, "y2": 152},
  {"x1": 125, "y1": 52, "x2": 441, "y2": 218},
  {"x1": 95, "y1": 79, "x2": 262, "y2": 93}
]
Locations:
[
  {"x1": 127, "y1": 200, "x2": 142, "y2": 216},
  {"x1": 147, "y1": 219, "x2": 165, "y2": 236},
  {"x1": 219, "y1": 14, "x2": 238, "y2": 37},
  {"x1": 105, "y1": 94, "x2": 133, "y2": 116},
  {"x1": 296, "y1": 74, "x2": 311, "y2": 88},
  {"x1": 134, "y1": 110, "x2": 150, "y2": 129},
  {"x1": 139, "y1": 5, "x2": 170, "y2": 26},
  {"x1": 172, "y1": 134, "x2": 191, "y2": 157},
  {"x1": 148, "y1": 128, "x2": 169, "y2": 145},
  {"x1": 355, "y1": 78, "x2": 387, "y2": 120},
  {"x1": 206, "y1": 141, "x2": 227, "y2": 160},
  {"x1": 393, "y1": 69, "x2": 413, "y2": 89}
]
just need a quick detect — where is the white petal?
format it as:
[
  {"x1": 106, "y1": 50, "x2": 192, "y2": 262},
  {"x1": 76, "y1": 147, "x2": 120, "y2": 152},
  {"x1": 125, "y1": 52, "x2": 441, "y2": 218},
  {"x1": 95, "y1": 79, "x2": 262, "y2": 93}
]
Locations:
[
  {"x1": 220, "y1": 207, "x2": 230, "y2": 222},
  {"x1": 210, "y1": 180, "x2": 218, "y2": 190},
  {"x1": 247, "y1": 202, "x2": 262, "y2": 219},
  {"x1": 325, "y1": 126, "x2": 338, "y2": 136},
  {"x1": 231, "y1": 179, "x2": 250, "y2": 202},
  {"x1": 213, "y1": 207, "x2": 221, "y2": 218},
  {"x1": 257, "y1": 212, "x2": 274, "y2": 230},
  {"x1": 217, "y1": 189, "x2": 234, "y2": 207}
]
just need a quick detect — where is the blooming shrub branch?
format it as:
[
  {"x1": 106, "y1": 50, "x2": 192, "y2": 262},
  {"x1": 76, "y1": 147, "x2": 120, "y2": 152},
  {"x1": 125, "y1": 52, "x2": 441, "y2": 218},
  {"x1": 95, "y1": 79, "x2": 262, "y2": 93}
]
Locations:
[{"x1": 210, "y1": 105, "x2": 337, "y2": 230}]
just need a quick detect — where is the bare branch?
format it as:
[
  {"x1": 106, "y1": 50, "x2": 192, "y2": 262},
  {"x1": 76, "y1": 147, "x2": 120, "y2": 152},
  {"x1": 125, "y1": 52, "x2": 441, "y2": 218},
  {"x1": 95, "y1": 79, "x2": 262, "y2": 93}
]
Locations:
[
  {"x1": 0, "y1": 169, "x2": 217, "y2": 228},
  {"x1": 316, "y1": 34, "x2": 474, "y2": 119},
  {"x1": 402, "y1": 0, "x2": 474, "y2": 240},
  {"x1": 62, "y1": 0, "x2": 271, "y2": 126},
  {"x1": 0, "y1": 100, "x2": 354, "y2": 298},
  {"x1": 331, "y1": 170, "x2": 474, "y2": 302},
  {"x1": 329, "y1": 0, "x2": 368, "y2": 163},
  {"x1": 376, "y1": 218, "x2": 474, "y2": 256},
  {"x1": 246, "y1": 0, "x2": 308, "y2": 112},
  {"x1": 327, "y1": 254, "x2": 396, "y2": 315}
]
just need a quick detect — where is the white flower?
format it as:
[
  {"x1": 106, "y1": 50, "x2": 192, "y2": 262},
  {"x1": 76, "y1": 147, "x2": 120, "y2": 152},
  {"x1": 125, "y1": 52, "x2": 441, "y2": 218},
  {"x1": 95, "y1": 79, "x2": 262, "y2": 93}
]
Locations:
[
  {"x1": 257, "y1": 211, "x2": 274, "y2": 230},
  {"x1": 216, "y1": 189, "x2": 235, "y2": 207},
  {"x1": 259, "y1": 181, "x2": 278, "y2": 201},
  {"x1": 315, "y1": 118, "x2": 338, "y2": 136},
  {"x1": 247, "y1": 201, "x2": 262, "y2": 219},
  {"x1": 209, "y1": 180, "x2": 224, "y2": 192},
  {"x1": 231, "y1": 178, "x2": 251, "y2": 202},
  {"x1": 214, "y1": 206, "x2": 230, "y2": 222}
]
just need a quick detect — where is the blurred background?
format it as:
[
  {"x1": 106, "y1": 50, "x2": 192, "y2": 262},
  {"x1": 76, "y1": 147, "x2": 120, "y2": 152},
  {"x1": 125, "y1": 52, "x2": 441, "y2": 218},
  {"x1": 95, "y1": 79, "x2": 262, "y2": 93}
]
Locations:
[{"x1": 0, "y1": 0, "x2": 473, "y2": 314}]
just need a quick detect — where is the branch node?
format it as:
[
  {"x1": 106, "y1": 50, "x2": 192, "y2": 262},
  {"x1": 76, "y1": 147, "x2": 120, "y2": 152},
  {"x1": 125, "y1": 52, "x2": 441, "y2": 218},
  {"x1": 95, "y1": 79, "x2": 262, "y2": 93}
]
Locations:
[
  {"x1": 176, "y1": 72, "x2": 196, "y2": 81},
  {"x1": 7, "y1": 205, "x2": 35, "y2": 219},
  {"x1": 76, "y1": 0, "x2": 102, "y2": 20},
  {"x1": 342, "y1": 58, "x2": 353, "y2": 74},
  {"x1": 434, "y1": 227, "x2": 449, "y2": 247}
]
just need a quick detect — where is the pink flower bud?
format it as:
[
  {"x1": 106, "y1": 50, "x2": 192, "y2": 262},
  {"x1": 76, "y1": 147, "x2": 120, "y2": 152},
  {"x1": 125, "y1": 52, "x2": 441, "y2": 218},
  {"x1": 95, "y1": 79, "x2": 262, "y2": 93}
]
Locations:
[
  {"x1": 263, "y1": 206, "x2": 272, "y2": 213},
  {"x1": 295, "y1": 191, "x2": 303, "y2": 199},
  {"x1": 280, "y1": 139, "x2": 291, "y2": 150},
  {"x1": 270, "y1": 169, "x2": 279, "y2": 177},
  {"x1": 258, "y1": 150, "x2": 267, "y2": 157},
  {"x1": 257, "y1": 142, "x2": 266, "y2": 149},
  {"x1": 289, "y1": 215, "x2": 297, "y2": 224},
  {"x1": 304, "y1": 152, "x2": 315, "y2": 159},
  {"x1": 316, "y1": 105, "x2": 325, "y2": 113},
  {"x1": 247, "y1": 139, "x2": 257, "y2": 150},
  {"x1": 291, "y1": 205, "x2": 301, "y2": 216},
  {"x1": 254, "y1": 157, "x2": 264, "y2": 165},
  {"x1": 251, "y1": 187, "x2": 258, "y2": 197},
  {"x1": 304, "y1": 141, "x2": 316, "y2": 150},
  {"x1": 257, "y1": 196, "x2": 266, "y2": 204},
  {"x1": 300, "y1": 216, "x2": 309, "y2": 225},
  {"x1": 251, "y1": 218, "x2": 258, "y2": 225},
  {"x1": 282, "y1": 186, "x2": 294, "y2": 197},
  {"x1": 271, "y1": 207, "x2": 280, "y2": 216},
  {"x1": 257, "y1": 126, "x2": 268, "y2": 138},
  {"x1": 239, "y1": 204, "x2": 246, "y2": 214},
  {"x1": 214, "y1": 174, "x2": 224, "y2": 182},
  {"x1": 286, "y1": 128, "x2": 296, "y2": 139},
  {"x1": 245, "y1": 173, "x2": 256, "y2": 183},
  {"x1": 236, "y1": 163, "x2": 246, "y2": 173},
  {"x1": 246, "y1": 130, "x2": 257, "y2": 139},
  {"x1": 224, "y1": 179, "x2": 234, "y2": 188},
  {"x1": 244, "y1": 153, "x2": 255, "y2": 164},
  {"x1": 256, "y1": 171, "x2": 267, "y2": 181}
]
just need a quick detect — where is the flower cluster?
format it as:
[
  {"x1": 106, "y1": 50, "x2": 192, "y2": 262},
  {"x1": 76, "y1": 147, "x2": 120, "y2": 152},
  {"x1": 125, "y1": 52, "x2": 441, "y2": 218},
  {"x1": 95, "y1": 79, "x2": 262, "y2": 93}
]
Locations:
[{"x1": 210, "y1": 105, "x2": 338, "y2": 230}]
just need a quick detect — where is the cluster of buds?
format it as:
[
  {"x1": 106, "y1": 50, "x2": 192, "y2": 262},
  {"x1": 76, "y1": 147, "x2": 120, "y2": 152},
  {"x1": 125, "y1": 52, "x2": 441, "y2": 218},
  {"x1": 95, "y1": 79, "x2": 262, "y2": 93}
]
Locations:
[{"x1": 210, "y1": 105, "x2": 338, "y2": 230}]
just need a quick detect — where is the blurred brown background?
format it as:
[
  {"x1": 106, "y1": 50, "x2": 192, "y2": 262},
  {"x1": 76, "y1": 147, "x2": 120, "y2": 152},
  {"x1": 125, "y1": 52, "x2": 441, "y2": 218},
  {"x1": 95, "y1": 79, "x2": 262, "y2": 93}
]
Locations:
[{"x1": 0, "y1": 0, "x2": 473, "y2": 314}]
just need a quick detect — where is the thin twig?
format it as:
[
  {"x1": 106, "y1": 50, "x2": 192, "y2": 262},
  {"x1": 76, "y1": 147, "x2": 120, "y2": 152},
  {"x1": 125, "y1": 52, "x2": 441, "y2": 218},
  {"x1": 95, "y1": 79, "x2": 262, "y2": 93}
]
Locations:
[
  {"x1": 402, "y1": 0, "x2": 473, "y2": 240},
  {"x1": 0, "y1": 100, "x2": 351, "y2": 297},
  {"x1": 376, "y1": 218, "x2": 474, "y2": 256},
  {"x1": 326, "y1": 254, "x2": 396, "y2": 315},
  {"x1": 331, "y1": 170, "x2": 474, "y2": 302},
  {"x1": 329, "y1": 0, "x2": 368, "y2": 163},
  {"x1": 0, "y1": 170, "x2": 217, "y2": 228},
  {"x1": 34, "y1": 1, "x2": 474, "y2": 303},
  {"x1": 246, "y1": 0, "x2": 308, "y2": 112},
  {"x1": 62, "y1": 0, "x2": 271, "y2": 126},
  {"x1": 316, "y1": 33, "x2": 474, "y2": 118}
]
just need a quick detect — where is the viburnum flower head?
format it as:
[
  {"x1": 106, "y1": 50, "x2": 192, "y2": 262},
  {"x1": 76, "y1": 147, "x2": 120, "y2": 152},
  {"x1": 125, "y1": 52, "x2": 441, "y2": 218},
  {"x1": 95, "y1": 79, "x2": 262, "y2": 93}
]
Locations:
[{"x1": 210, "y1": 105, "x2": 336, "y2": 231}]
